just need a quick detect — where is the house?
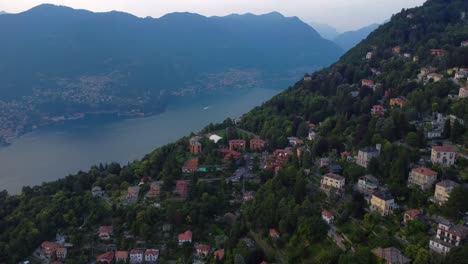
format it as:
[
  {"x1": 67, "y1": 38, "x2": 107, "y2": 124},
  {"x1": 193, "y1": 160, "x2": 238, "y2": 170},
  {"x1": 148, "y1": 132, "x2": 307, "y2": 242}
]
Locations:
[
  {"x1": 429, "y1": 220, "x2": 468, "y2": 255},
  {"x1": 209, "y1": 134, "x2": 222, "y2": 143},
  {"x1": 361, "y1": 79, "x2": 375, "y2": 88},
  {"x1": 304, "y1": 76, "x2": 312, "y2": 81},
  {"x1": 250, "y1": 139, "x2": 266, "y2": 151},
  {"x1": 407, "y1": 167, "x2": 438, "y2": 191},
  {"x1": 322, "y1": 210, "x2": 334, "y2": 224},
  {"x1": 220, "y1": 149, "x2": 242, "y2": 161},
  {"x1": 98, "y1": 226, "x2": 113, "y2": 241},
  {"x1": 269, "y1": 229, "x2": 280, "y2": 239},
  {"x1": 40, "y1": 241, "x2": 60, "y2": 256},
  {"x1": 370, "y1": 191, "x2": 396, "y2": 216},
  {"x1": 264, "y1": 149, "x2": 293, "y2": 171},
  {"x1": 229, "y1": 139, "x2": 246, "y2": 151},
  {"x1": 129, "y1": 250, "x2": 144, "y2": 264},
  {"x1": 144, "y1": 249, "x2": 159, "y2": 263},
  {"x1": 392, "y1": 46, "x2": 401, "y2": 54},
  {"x1": 430, "y1": 49, "x2": 444, "y2": 56},
  {"x1": 92, "y1": 186, "x2": 104, "y2": 197},
  {"x1": 389, "y1": 97, "x2": 408, "y2": 108},
  {"x1": 418, "y1": 67, "x2": 435, "y2": 80},
  {"x1": 126, "y1": 186, "x2": 140, "y2": 204},
  {"x1": 190, "y1": 137, "x2": 202, "y2": 155},
  {"x1": 403, "y1": 209, "x2": 421, "y2": 223},
  {"x1": 366, "y1": 52, "x2": 373, "y2": 59},
  {"x1": 243, "y1": 191, "x2": 256, "y2": 202},
  {"x1": 182, "y1": 158, "x2": 199, "y2": 173},
  {"x1": 373, "y1": 247, "x2": 411, "y2": 264},
  {"x1": 214, "y1": 249, "x2": 225, "y2": 260},
  {"x1": 455, "y1": 69, "x2": 468, "y2": 80},
  {"x1": 320, "y1": 173, "x2": 345, "y2": 194},
  {"x1": 427, "y1": 130, "x2": 443, "y2": 139},
  {"x1": 195, "y1": 244, "x2": 211, "y2": 258},
  {"x1": 403, "y1": 52, "x2": 411, "y2": 58},
  {"x1": 459, "y1": 87, "x2": 468, "y2": 98},
  {"x1": 56, "y1": 247, "x2": 67, "y2": 260},
  {"x1": 97, "y1": 251, "x2": 114, "y2": 263},
  {"x1": 319, "y1": 157, "x2": 330, "y2": 168},
  {"x1": 308, "y1": 130, "x2": 317, "y2": 140},
  {"x1": 357, "y1": 175, "x2": 379, "y2": 193},
  {"x1": 146, "y1": 182, "x2": 161, "y2": 199},
  {"x1": 431, "y1": 146, "x2": 457, "y2": 167},
  {"x1": 434, "y1": 180, "x2": 459, "y2": 205},
  {"x1": 428, "y1": 73, "x2": 443, "y2": 82},
  {"x1": 175, "y1": 180, "x2": 189, "y2": 201},
  {"x1": 288, "y1": 137, "x2": 304, "y2": 147},
  {"x1": 371, "y1": 105, "x2": 385, "y2": 117},
  {"x1": 356, "y1": 146, "x2": 380, "y2": 168},
  {"x1": 461, "y1": 40, "x2": 468, "y2": 47},
  {"x1": 178, "y1": 230, "x2": 193, "y2": 245},
  {"x1": 115, "y1": 251, "x2": 129, "y2": 263}
]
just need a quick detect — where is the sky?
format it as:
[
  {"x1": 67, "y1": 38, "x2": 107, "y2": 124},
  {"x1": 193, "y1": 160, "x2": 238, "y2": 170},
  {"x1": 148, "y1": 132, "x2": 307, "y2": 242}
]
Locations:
[{"x1": 0, "y1": 0, "x2": 426, "y2": 31}]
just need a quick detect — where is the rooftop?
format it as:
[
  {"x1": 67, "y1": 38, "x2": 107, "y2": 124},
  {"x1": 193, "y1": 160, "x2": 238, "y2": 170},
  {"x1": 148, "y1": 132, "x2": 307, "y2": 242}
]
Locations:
[
  {"x1": 323, "y1": 173, "x2": 345, "y2": 181},
  {"x1": 411, "y1": 166, "x2": 437, "y2": 177},
  {"x1": 436, "y1": 180, "x2": 459, "y2": 188},
  {"x1": 372, "y1": 191, "x2": 394, "y2": 201}
]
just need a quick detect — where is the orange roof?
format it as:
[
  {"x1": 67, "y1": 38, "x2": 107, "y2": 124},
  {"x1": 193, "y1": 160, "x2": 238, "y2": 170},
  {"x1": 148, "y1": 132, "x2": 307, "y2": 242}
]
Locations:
[
  {"x1": 322, "y1": 209, "x2": 333, "y2": 218},
  {"x1": 432, "y1": 146, "x2": 457, "y2": 153},
  {"x1": 99, "y1": 225, "x2": 113, "y2": 234},
  {"x1": 269, "y1": 228, "x2": 280, "y2": 237},
  {"x1": 412, "y1": 167, "x2": 437, "y2": 177},
  {"x1": 97, "y1": 251, "x2": 114, "y2": 262},
  {"x1": 195, "y1": 244, "x2": 211, "y2": 252},
  {"x1": 115, "y1": 251, "x2": 128, "y2": 259},
  {"x1": 178, "y1": 230, "x2": 193, "y2": 241},
  {"x1": 41, "y1": 241, "x2": 60, "y2": 249},
  {"x1": 214, "y1": 249, "x2": 225, "y2": 260},
  {"x1": 405, "y1": 209, "x2": 421, "y2": 218}
]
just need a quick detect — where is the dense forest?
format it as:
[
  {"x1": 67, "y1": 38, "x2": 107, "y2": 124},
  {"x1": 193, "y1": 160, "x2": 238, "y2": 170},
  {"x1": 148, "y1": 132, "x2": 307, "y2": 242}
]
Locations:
[{"x1": 1, "y1": 0, "x2": 468, "y2": 263}]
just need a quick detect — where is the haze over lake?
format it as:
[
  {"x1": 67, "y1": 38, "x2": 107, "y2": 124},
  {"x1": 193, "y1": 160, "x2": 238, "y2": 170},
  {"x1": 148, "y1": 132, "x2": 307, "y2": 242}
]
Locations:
[{"x1": 0, "y1": 88, "x2": 278, "y2": 194}]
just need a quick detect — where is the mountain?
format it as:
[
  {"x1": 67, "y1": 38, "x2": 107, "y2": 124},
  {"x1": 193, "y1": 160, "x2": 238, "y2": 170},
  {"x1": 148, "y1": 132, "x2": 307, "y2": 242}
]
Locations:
[
  {"x1": 308, "y1": 21, "x2": 340, "y2": 39},
  {"x1": 0, "y1": 5, "x2": 342, "y2": 101},
  {"x1": 2, "y1": 0, "x2": 468, "y2": 263},
  {"x1": 333, "y1": 23, "x2": 380, "y2": 51},
  {"x1": 0, "y1": 11, "x2": 6, "y2": 15}
]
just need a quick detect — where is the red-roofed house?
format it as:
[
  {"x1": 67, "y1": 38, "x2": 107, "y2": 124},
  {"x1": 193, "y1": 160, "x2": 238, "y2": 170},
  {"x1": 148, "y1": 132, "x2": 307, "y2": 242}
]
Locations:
[
  {"x1": 320, "y1": 173, "x2": 345, "y2": 194},
  {"x1": 430, "y1": 49, "x2": 444, "y2": 56},
  {"x1": 98, "y1": 226, "x2": 113, "y2": 241},
  {"x1": 428, "y1": 73, "x2": 443, "y2": 82},
  {"x1": 182, "y1": 158, "x2": 199, "y2": 173},
  {"x1": 371, "y1": 105, "x2": 385, "y2": 117},
  {"x1": 361, "y1": 79, "x2": 375, "y2": 88},
  {"x1": 404, "y1": 209, "x2": 421, "y2": 223},
  {"x1": 144, "y1": 249, "x2": 159, "y2": 263},
  {"x1": 175, "y1": 180, "x2": 189, "y2": 201},
  {"x1": 390, "y1": 97, "x2": 408, "y2": 108},
  {"x1": 431, "y1": 146, "x2": 457, "y2": 167},
  {"x1": 178, "y1": 230, "x2": 193, "y2": 245},
  {"x1": 115, "y1": 251, "x2": 129, "y2": 263},
  {"x1": 214, "y1": 249, "x2": 225, "y2": 260},
  {"x1": 408, "y1": 167, "x2": 438, "y2": 191},
  {"x1": 322, "y1": 210, "x2": 334, "y2": 224},
  {"x1": 195, "y1": 244, "x2": 211, "y2": 258},
  {"x1": 40, "y1": 241, "x2": 60, "y2": 256},
  {"x1": 229, "y1": 139, "x2": 246, "y2": 151},
  {"x1": 250, "y1": 139, "x2": 267, "y2": 151},
  {"x1": 220, "y1": 149, "x2": 242, "y2": 161},
  {"x1": 189, "y1": 137, "x2": 202, "y2": 155},
  {"x1": 97, "y1": 251, "x2": 114, "y2": 263},
  {"x1": 269, "y1": 229, "x2": 280, "y2": 239},
  {"x1": 56, "y1": 247, "x2": 67, "y2": 260}
]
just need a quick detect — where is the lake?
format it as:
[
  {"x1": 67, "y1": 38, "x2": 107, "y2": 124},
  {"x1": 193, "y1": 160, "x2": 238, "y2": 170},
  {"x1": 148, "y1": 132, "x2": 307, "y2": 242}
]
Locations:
[{"x1": 0, "y1": 88, "x2": 278, "y2": 194}]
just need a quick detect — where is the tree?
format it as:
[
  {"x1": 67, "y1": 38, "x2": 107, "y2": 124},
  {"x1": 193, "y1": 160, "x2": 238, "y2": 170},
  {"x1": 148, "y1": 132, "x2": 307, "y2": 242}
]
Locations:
[
  {"x1": 406, "y1": 132, "x2": 419, "y2": 148},
  {"x1": 444, "y1": 186, "x2": 468, "y2": 220},
  {"x1": 413, "y1": 248, "x2": 430, "y2": 264}
]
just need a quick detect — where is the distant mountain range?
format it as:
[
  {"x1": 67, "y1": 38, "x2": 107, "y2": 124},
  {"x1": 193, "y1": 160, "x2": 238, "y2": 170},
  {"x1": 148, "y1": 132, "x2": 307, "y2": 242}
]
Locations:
[
  {"x1": 308, "y1": 22, "x2": 340, "y2": 39},
  {"x1": 309, "y1": 22, "x2": 381, "y2": 51},
  {"x1": 0, "y1": 11, "x2": 7, "y2": 15},
  {"x1": 333, "y1": 23, "x2": 380, "y2": 51},
  {"x1": 0, "y1": 5, "x2": 343, "y2": 100}
]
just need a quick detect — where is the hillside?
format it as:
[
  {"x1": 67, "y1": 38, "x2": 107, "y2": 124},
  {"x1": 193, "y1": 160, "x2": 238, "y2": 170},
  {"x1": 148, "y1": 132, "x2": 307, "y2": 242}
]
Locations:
[
  {"x1": 1, "y1": 0, "x2": 468, "y2": 263},
  {"x1": 333, "y1": 23, "x2": 380, "y2": 51}
]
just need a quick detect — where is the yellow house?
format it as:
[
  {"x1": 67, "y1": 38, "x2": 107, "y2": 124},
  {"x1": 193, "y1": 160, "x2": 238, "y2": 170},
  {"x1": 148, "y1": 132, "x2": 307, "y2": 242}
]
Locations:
[
  {"x1": 370, "y1": 191, "x2": 396, "y2": 216},
  {"x1": 320, "y1": 173, "x2": 345, "y2": 194},
  {"x1": 434, "y1": 180, "x2": 459, "y2": 205}
]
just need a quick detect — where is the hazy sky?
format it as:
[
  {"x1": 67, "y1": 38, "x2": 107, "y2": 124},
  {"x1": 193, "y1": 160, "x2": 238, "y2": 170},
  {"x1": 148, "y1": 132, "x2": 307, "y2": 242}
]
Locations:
[{"x1": 0, "y1": 0, "x2": 426, "y2": 31}]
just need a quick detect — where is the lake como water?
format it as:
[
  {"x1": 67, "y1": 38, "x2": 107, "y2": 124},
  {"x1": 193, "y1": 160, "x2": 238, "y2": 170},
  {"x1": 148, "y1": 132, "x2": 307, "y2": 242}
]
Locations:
[{"x1": 0, "y1": 88, "x2": 278, "y2": 194}]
